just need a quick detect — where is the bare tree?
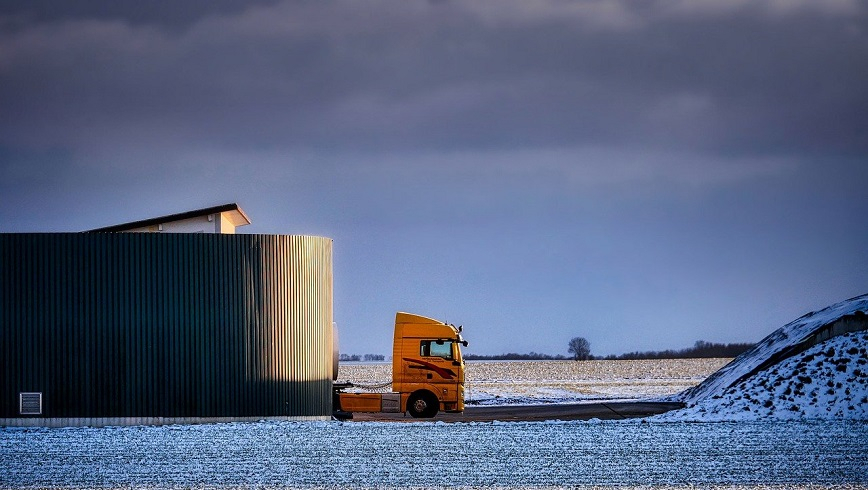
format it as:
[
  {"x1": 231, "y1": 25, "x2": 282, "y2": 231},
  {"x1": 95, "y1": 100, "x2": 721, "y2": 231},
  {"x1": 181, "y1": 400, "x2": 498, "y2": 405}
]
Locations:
[{"x1": 568, "y1": 337, "x2": 591, "y2": 361}]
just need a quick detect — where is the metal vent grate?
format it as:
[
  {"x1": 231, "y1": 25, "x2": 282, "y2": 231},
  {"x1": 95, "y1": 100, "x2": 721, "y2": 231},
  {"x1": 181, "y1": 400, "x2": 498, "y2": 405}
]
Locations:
[{"x1": 19, "y1": 392, "x2": 42, "y2": 415}]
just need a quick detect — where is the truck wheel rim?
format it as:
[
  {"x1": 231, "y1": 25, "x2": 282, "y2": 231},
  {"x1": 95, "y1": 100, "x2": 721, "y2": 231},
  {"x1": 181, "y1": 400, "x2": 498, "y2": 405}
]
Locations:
[{"x1": 413, "y1": 399, "x2": 427, "y2": 412}]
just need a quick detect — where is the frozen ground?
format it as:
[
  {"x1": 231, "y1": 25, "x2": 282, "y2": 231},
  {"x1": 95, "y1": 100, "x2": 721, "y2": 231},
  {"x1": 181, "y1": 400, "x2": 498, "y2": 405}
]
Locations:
[
  {"x1": 466, "y1": 358, "x2": 729, "y2": 404},
  {"x1": 1, "y1": 419, "x2": 866, "y2": 488}
]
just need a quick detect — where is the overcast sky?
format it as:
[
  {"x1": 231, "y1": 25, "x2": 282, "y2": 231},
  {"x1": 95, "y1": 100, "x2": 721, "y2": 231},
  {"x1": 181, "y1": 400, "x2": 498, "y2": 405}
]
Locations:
[{"x1": 1, "y1": 0, "x2": 866, "y2": 356}]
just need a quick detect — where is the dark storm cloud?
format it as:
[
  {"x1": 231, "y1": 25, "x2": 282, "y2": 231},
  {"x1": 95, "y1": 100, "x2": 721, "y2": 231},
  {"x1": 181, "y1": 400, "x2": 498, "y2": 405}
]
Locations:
[
  {"x1": 1, "y1": 0, "x2": 866, "y2": 158},
  {"x1": 1, "y1": 1, "x2": 866, "y2": 355},
  {"x1": 0, "y1": 0, "x2": 282, "y2": 29}
]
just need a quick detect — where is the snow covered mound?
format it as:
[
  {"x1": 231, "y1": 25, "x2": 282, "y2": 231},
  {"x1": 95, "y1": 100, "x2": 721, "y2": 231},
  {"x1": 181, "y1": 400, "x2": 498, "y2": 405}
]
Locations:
[
  {"x1": 656, "y1": 330, "x2": 868, "y2": 421},
  {"x1": 675, "y1": 293, "x2": 868, "y2": 405}
]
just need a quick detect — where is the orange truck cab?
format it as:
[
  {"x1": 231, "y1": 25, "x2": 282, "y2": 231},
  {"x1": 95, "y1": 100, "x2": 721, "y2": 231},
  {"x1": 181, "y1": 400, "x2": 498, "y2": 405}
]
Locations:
[{"x1": 335, "y1": 312, "x2": 468, "y2": 418}]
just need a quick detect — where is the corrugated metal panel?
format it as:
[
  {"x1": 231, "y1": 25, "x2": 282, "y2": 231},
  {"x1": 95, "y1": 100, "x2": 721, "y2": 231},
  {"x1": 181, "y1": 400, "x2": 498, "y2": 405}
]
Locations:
[{"x1": 0, "y1": 233, "x2": 333, "y2": 424}]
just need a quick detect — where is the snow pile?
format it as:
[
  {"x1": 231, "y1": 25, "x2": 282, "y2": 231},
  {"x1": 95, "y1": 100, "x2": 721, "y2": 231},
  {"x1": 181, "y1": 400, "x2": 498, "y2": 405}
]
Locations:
[
  {"x1": 658, "y1": 330, "x2": 868, "y2": 421},
  {"x1": 675, "y1": 293, "x2": 868, "y2": 405}
]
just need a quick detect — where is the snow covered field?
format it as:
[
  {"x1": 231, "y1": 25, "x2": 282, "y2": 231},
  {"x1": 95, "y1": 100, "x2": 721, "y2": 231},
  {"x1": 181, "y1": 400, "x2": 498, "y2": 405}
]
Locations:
[
  {"x1": 3, "y1": 356, "x2": 867, "y2": 488},
  {"x1": 2, "y1": 418, "x2": 867, "y2": 488}
]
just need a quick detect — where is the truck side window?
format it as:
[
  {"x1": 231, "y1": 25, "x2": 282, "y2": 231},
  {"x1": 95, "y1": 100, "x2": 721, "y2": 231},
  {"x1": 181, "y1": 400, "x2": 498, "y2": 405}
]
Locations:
[{"x1": 421, "y1": 340, "x2": 453, "y2": 359}]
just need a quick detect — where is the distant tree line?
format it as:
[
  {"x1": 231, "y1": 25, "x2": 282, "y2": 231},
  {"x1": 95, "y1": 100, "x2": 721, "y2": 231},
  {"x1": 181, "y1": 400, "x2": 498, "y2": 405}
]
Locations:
[
  {"x1": 464, "y1": 352, "x2": 569, "y2": 361},
  {"x1": 594, "y1": 340, "x2": 755, "y2": 361},
  {"x1": 464, "y1": 340, "x2": 755, "y2": 362},
  {"x1": 342, "y1": 340, "x2": 755, "y2": 362},
  {"x1": 339, "y1": 354, "x2": 386, "y2": 362}
]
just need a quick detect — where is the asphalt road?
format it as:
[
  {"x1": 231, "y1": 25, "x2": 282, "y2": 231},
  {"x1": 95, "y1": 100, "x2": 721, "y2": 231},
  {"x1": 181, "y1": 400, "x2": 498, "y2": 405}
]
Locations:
[{"x1": 344, "y1": 401, "x2": 685, "y2": 422}]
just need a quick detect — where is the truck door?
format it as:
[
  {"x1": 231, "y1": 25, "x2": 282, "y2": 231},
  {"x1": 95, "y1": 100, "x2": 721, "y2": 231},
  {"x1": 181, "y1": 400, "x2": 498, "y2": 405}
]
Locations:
[{"x1": 413, "y1": 339, "x2": 460, "y2": 382}]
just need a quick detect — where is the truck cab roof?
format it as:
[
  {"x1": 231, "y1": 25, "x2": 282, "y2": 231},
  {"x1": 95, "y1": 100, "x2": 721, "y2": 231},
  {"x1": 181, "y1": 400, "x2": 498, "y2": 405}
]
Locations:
[{"x1": 394, "y1": 312, "x2": 461, "y2": 339}]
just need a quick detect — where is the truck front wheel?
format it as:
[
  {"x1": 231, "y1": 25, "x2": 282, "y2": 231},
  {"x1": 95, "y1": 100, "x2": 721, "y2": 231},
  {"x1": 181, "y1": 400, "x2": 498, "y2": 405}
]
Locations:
[{"x1": 407, "y1": 391, "x2": 438, "y2": 418}]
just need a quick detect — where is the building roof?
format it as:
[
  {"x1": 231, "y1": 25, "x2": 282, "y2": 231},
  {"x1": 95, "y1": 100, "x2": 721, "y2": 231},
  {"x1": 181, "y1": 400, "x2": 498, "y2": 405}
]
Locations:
[{"x1": 87, "y1": 203, "x2": 251, "y2": 232}]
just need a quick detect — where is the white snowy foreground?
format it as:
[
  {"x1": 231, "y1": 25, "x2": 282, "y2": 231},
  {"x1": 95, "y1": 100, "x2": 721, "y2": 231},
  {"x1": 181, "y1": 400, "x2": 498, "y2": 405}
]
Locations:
[{"x1": 1, "y1": 419, "x2": 866, "y2": 488}]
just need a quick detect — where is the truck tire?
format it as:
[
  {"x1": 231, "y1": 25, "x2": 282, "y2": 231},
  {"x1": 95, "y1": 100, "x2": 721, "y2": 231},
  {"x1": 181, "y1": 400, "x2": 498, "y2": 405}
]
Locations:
[{"x1": 407, "y1": 391, "x2": 438, "y2": 418}]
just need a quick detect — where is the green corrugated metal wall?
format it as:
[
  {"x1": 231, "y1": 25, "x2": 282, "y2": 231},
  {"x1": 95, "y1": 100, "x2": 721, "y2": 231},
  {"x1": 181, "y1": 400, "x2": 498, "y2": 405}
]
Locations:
[{"x1": 0, "y1": 233, "x2": 333, "y2": 424}]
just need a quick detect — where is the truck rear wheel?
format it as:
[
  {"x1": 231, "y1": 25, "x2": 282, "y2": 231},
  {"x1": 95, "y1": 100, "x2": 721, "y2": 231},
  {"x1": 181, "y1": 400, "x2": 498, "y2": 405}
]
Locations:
[{"x1": 407, "y1": 391, "x2": 438, "y2": 418}]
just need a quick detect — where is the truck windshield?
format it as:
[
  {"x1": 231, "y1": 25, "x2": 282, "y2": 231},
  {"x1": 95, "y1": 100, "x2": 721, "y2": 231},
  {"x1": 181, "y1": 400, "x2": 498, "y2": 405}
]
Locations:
[{"x1": 421, "y1": 340, "x2": 453, "y2": 359}]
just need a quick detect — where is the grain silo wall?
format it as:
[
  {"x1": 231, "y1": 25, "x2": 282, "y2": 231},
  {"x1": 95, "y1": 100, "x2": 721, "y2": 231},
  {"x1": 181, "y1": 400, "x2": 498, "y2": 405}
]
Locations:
[{"x1": 0, "y1": 233, "x2": 333, "y2": 426}]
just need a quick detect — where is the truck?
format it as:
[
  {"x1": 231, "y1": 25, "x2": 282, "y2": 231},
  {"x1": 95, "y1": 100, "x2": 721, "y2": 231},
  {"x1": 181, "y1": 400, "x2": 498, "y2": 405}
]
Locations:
[{"x1": 333, "y1": 312, "x2": 468, "y2": 419}]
